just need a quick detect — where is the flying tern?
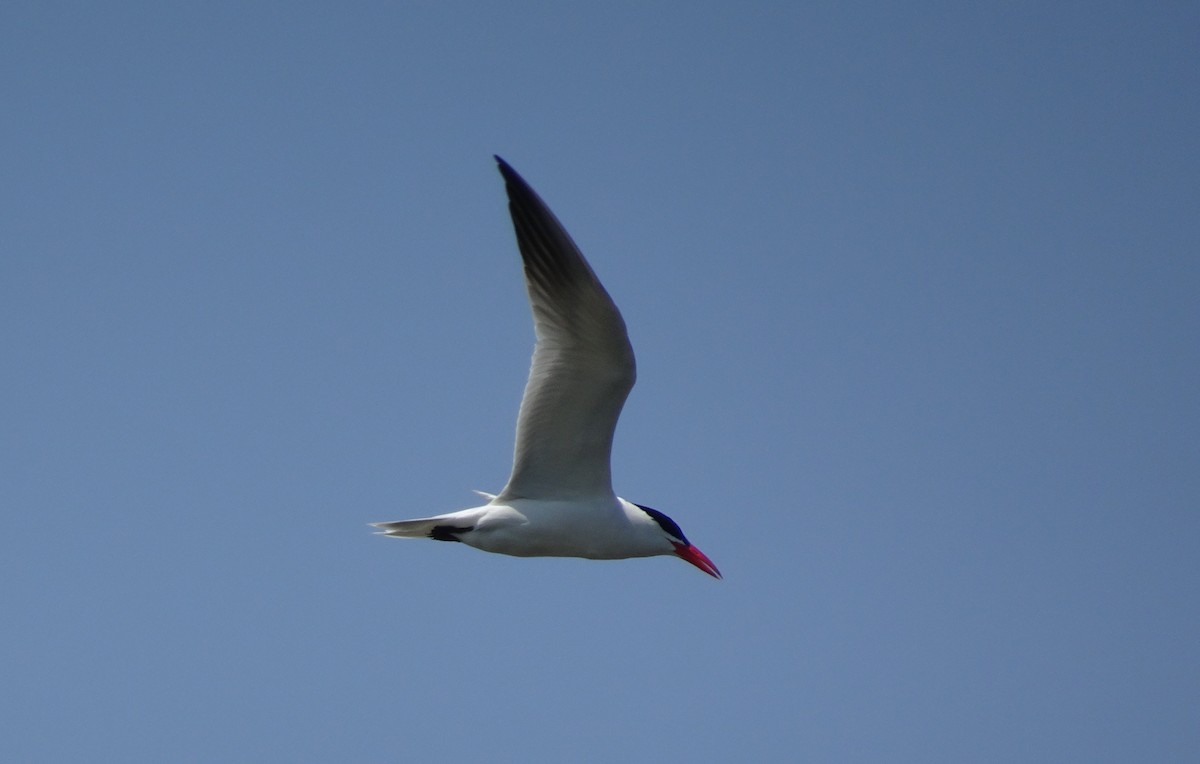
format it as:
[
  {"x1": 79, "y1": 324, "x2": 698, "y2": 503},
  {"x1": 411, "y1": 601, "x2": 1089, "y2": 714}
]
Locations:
[{"x1": 372, "y1": 157, "x2": 720, "y2": 579}]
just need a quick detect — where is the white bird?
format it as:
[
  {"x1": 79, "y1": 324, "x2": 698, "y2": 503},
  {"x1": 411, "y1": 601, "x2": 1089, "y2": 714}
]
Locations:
[{"x1": 372, "y1": 157, "x2": 720, "y2": 579}]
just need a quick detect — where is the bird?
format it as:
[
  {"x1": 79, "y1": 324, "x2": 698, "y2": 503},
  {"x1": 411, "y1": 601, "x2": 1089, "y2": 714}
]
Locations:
[{"x1": 371, "y1": 157, "x2": 720, "y2": 579}]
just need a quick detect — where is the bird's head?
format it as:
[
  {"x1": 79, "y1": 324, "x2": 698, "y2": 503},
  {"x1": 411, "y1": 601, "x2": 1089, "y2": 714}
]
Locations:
[{"x1": 635, "y1": 503, "x2": 721, "y2": 579}]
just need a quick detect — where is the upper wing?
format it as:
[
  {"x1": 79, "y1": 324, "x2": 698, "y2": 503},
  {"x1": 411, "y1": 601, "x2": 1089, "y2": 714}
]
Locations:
[{"x1": 493, "y1": 157, "x2": 636, "y2": 501}]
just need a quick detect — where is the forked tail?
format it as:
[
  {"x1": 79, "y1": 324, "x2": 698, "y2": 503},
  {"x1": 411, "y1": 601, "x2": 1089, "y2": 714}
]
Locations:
[
  {"x1": 371, "y1": 517, "x2": 476, "y2": 543},
  {"x1": 370, "y1": 518, "x2": 444, "y2": 538}
]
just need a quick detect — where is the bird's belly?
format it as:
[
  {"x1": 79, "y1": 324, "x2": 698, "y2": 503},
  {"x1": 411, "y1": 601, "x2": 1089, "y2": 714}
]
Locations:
[
  {"x1": 461, "y1": 502, "x2": 650, "y2": 560},
  {"x1": 465, "y1": 528, "x2": 639, "y2": 559}
]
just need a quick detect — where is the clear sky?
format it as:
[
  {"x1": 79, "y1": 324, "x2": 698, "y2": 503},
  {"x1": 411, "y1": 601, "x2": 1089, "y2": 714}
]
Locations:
[{"x1": 3, "y1": 2, "x2": 1197, "y2": 761}]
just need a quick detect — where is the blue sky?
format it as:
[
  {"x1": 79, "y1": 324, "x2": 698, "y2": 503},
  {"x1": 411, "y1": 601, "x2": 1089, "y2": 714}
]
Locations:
[{"x1": 2, "y1": 2, "x2": 1197, "y2": 761}]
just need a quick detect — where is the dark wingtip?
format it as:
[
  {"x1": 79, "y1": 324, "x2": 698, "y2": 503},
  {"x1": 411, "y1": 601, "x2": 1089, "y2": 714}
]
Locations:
[
  {"x1": 495, "y1": 156, "x2": 531, "y2": 196},
  {"x1": 493, "y1": 156, "x2": 540, "y2": 210}
]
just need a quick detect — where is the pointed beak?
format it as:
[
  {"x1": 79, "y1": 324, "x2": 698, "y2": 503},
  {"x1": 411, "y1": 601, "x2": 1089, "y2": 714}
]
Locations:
[{"x1": 673, "y1": 542, "x2": 722, "y2": 579}]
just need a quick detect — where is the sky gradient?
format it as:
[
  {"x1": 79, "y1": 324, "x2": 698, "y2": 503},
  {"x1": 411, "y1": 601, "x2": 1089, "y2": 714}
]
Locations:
[{"x1": 3, "y1": 2, "x2": 1197, "y2": 761}]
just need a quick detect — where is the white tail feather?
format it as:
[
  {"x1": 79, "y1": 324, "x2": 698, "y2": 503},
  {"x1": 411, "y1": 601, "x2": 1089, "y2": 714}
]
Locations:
[{"x1": 370, "y1": 518, "x2": 443, "y2": 538}]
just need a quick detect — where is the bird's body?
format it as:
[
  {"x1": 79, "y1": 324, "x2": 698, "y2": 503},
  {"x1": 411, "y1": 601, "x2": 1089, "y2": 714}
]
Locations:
[
  {"x1": 372, "y1": 157, "x2": 720, "y2": 579},
  {"x1": 377, "y1": 496, "x2": 672, "y2": 560}
]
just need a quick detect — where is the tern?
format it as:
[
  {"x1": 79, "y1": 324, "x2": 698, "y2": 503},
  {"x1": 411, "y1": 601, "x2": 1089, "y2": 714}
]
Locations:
[{"x1": 372, "y1": 157, "x2": 720, "y2": 579}]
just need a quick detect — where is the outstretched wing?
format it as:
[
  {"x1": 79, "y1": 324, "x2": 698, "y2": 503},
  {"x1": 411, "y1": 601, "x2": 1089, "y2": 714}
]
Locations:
[{"x1": 494, "y1": 157, "x2": 636, "y2": 501}]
